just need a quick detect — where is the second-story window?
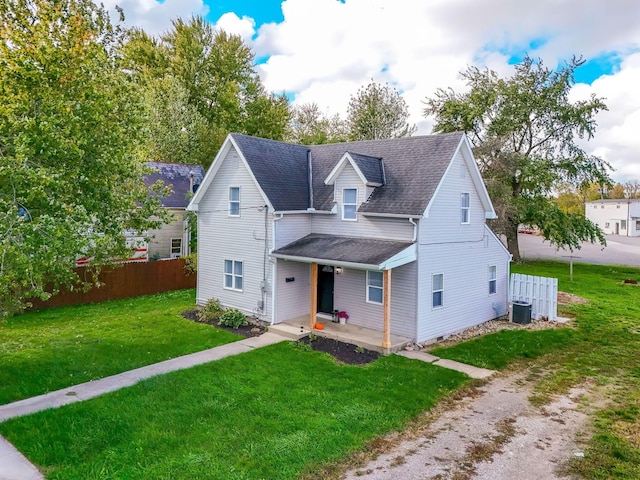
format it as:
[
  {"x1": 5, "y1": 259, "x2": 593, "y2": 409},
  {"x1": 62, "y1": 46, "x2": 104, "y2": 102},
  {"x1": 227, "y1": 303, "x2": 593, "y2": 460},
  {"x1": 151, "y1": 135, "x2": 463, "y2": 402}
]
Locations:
[
  {"x1": 343, "y1": 188, "x2": 357, "y2": 220},
  {"x1": 461, "y1": 192, "x2": 470, "y2": 224},
  {"x1": 229, "y1": 187, "x2": 240, "y2": 216}
]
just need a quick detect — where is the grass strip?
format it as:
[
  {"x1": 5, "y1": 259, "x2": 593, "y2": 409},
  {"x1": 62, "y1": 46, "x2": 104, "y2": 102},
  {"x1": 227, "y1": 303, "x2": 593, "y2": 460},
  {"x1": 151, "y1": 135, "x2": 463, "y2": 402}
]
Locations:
[
  {"x1": 0, "y1": 289, "x2": 240, "y2": 405},
  {"x1": 0, "y1": 342, "x2": 467, "y2": 480}
]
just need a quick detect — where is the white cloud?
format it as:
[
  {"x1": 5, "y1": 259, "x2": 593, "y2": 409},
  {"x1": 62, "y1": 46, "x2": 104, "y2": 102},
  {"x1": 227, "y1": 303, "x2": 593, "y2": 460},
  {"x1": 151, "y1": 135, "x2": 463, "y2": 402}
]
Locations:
[
  {"x1": 99, "y1": 0, "x2": 208, "y2": 36},
  {"x1": 109, "y1": 0, "x2": 640, "y2": 183}
]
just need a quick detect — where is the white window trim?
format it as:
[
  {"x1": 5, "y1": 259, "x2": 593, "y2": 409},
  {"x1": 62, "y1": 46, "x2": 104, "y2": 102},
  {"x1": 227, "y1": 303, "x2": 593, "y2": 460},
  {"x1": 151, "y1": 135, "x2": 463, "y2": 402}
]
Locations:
[
  {"x1": 342, "y1": 188, "x2": 358, "y2": 221},
  {"x1": 366, "y1": 270, "x2": 384, "y2": 305},
  {"x1": 489, "y1": 265, "x2": 497, "y2": 295},
  {"x1": 223, "y1": 260, "x2": 243, "y2": 292},
  {"x1": 461, "y1": 192, "x2": 470, "y2": 224},
  {"x1": 170, "y1": 237, "x2": 182, "y2": 258},
  {"x1": 432, "y1": 273, "x2": 444, "y2": 309},
  {"x1": 228, "y1": 186, "x2": 240, "y2": 217}
]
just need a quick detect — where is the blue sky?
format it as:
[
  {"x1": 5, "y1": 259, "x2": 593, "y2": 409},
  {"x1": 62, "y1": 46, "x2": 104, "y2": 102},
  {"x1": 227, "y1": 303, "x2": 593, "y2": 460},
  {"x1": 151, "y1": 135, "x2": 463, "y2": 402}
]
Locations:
[{"x1": 107, "y1": 0, "x2": 640, "y2": 182}]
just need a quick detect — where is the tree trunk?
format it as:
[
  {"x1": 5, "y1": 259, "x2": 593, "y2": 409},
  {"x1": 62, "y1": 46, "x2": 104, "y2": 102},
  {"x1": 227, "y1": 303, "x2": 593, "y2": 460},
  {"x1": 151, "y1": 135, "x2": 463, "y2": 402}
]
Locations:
[{"x1": 505, "y1": 223, "x2": 521, "y2": 263}]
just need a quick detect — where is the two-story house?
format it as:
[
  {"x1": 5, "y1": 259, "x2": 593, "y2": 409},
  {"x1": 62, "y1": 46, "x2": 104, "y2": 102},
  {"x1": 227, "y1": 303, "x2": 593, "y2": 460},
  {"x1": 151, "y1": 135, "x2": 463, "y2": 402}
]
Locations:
[
  {"x1": 187, "y1": 132, "x2": 511, "y2": 352},
  {"x1": 585, "y1": 199, "x2": 640, "y2": 236}
]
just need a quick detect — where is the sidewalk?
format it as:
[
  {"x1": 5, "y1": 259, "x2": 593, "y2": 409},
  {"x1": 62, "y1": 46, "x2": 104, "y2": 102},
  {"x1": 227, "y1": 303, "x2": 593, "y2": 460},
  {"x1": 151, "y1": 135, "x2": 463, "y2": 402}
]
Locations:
[{"x1": 0, "y1": 332, "x2": 287, "y2": 480}]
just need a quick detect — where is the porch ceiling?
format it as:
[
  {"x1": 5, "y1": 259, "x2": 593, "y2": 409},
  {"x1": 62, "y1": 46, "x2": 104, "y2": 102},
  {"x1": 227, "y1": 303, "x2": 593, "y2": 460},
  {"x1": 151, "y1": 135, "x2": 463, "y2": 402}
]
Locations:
[{"x1": 271, "y1": 233, "x2": 416, "y2": 270}]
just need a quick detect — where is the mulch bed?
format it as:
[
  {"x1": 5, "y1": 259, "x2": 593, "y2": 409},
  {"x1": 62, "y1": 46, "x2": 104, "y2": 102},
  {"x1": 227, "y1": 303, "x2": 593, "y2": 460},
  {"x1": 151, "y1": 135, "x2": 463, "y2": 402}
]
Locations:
[
  {"x1": 181, "y1": 308, "x2": 380, "y2": 364},
  {"x1": 181, "y1": 309, "x2": 266, "y2": 338},
  {"x1": 298, "y1": 336, "x2": 380, "y2": 365}
]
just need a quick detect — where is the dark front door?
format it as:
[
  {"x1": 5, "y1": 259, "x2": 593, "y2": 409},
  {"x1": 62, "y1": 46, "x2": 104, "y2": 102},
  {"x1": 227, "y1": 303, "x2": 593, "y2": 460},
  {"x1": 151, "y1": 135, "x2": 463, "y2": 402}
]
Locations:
[{"x1": 317, "y1": 265, "x2": 334, "y2": 314}]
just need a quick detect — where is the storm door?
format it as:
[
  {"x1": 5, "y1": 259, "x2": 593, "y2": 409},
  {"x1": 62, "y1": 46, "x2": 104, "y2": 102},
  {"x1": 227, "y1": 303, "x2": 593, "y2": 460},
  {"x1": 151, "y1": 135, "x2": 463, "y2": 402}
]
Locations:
[{"x1": 317, "y1": 265, "x2": 335, "y2": 314}]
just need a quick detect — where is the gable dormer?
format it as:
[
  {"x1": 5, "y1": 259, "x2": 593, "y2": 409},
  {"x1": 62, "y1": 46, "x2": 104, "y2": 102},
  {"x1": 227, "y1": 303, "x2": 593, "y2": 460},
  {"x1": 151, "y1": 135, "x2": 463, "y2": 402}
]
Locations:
[{"x1": 323, "y1": 152, "x2": 385, "y2": 220}]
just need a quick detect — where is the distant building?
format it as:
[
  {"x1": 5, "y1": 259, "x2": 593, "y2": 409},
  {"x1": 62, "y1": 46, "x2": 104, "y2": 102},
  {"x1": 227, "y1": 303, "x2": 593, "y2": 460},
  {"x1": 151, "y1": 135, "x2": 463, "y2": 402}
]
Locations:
[{"x1": 585, "y1": 199, "x2": 640, "y2": 236}]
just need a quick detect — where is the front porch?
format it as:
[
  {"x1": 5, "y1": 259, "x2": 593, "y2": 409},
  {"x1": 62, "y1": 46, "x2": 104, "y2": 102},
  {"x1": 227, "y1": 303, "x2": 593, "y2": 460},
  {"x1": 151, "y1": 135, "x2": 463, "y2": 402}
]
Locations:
[{"x1": 269, "y1": 316, "x2": 412, "y2": 354}]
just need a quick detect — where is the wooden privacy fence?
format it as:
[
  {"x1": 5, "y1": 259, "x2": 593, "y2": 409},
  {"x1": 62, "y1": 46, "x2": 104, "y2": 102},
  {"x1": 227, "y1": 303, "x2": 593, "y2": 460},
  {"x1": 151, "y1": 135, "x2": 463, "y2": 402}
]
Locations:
[
  {"x1": 29, "y1": 258, "x2": 196, "y2": 311},
  {"x1": 509, "y1": 273, "x2": 558, "y2": 321}
]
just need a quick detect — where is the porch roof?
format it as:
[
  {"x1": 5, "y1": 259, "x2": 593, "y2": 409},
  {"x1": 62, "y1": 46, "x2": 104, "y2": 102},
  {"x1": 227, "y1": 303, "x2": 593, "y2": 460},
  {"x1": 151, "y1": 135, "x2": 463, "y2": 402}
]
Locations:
[{"x1": 271, "y1": 233, "x2": 416, "y2": 270}]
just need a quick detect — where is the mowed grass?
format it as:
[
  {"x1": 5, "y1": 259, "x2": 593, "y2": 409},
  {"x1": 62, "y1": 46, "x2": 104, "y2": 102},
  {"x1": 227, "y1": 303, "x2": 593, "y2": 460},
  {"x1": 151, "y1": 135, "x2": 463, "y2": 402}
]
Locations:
[
  {"x1": 433, "y1": 260, "x2": 640, "y2": 478},
  {"x1": 0, "y1": 289, "x2": 240, "y2": 405},
  {"x1": 0, "y1": 342, "x2": 467, "y2": 480}
]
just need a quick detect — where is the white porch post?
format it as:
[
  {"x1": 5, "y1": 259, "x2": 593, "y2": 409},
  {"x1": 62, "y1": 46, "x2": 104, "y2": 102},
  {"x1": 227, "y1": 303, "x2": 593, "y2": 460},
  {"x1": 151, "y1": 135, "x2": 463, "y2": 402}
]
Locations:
[
  {"x1": 383, "y1": 269, "x2": 391, "y2": 350},
  {"x1": 310, "y1": 262, "x2": 318, "y2": 329}
]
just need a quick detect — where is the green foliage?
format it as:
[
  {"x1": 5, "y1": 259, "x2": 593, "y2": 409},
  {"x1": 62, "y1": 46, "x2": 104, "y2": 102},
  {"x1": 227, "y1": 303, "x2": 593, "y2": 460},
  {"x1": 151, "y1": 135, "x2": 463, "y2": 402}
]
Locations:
[
  {"x1": 424, "y1": 56, "x2": 609, "y2": 262},
  {"x1": 286, "y1": 102, "x2": 348, "y2": 145},
  {"x1": 218, "y1": 308, "x2": 248, "y2": 329},
  {"x1": 0, "y1": 0, "x2": 168, "y2": 317},
  {"x1": 197, "y1": 298, "x2": 223, "y2": 323},
  {"x1": 122, "y1": 17, "x2": 290, "y2": 165},
  {"x1": 0, "y1": 343, "x2": 466, "y2": 478},
  {"x1": 0, "y1": 289, "x2": 240, "y2": 405},
  {"x1": 347, "y1": 81, "x2": 416, "y2": 140}
]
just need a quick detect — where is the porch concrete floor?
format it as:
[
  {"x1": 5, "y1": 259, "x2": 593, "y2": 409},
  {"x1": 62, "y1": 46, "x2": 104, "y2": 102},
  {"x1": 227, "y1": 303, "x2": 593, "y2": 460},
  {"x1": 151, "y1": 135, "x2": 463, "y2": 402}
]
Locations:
[{"x1": 269, "y1": 316, "x2": 412, "y2": 354}]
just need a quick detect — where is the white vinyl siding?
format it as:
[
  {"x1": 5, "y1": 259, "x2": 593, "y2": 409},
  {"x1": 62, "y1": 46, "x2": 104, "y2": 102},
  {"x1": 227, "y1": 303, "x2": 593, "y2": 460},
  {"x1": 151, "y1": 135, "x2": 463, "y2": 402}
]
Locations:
[
  {"x1": 146, "y1": 209, "x2": 184, "y2": 259},
  {"x1": 224, "y1": 260, "x2": 243, "y2": 291},
  {"x1": 489, "y1": 265, "x2": 497, "y2": 295},
  {"x1": 366, "y1": 270, "x2": 383, "y2": 304},
  {"x1": 196, "y1": 147, "x2": 273, "y2": 319},
  {"x1": 332, "y1": 263, "x2": 416, "y2": 339},
  {"x1": 432, "y1": 273, "x2": 443, "y2": 308},
  {"x1": 461, "y1": 192, "x2": 470, "y2": 223},
  {"x1": 274, "y1": 260, "x2": 310, "y2": 323},
  {"x1": 228, "y1": 186, "x2": 240, "y2": 216},
  {"x1": 342, "y1": 188, "x2": 358, "y2": 220}
]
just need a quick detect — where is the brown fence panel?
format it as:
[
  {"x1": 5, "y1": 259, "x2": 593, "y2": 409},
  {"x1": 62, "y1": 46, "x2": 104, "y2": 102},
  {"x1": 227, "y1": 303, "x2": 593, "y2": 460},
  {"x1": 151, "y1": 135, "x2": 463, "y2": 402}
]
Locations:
[{"x1": 29, "y1": 259, "x2": 196, "y2": 310}]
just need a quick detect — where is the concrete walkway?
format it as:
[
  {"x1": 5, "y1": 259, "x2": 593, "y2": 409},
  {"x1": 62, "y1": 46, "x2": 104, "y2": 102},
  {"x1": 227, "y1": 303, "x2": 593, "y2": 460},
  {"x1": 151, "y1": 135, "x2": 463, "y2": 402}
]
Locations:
[
  {"x1": 398, "y1": 349, "x2": 496, "y2": 379},
  {"x1": 0, "y1": 333, "x2": 493, "y2": 480}
]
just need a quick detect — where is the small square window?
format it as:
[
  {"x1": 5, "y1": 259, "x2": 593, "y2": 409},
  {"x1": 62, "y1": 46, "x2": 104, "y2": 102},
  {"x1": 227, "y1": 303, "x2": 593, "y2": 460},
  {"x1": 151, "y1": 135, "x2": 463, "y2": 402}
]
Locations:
[
  {"x1": 367, "y1": 271, "x2": 383, "y2": 304},
  {"x1": 342, "y1": 188, "x2": 357, "y2": 220},
  {"x1": 432, "y1": 273, "x2": 444, "y2": 308},
  {"x1": 229, "y1": 187, "x2": 240, "y2": 216},
  {"x1": 461, "y1": 193, "x2": 470, "y2": 224}
]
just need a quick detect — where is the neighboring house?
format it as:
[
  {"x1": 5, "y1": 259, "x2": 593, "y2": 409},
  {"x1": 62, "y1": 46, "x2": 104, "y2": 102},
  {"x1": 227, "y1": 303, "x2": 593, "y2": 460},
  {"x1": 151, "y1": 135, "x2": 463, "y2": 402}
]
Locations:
[
  {"x1": 187, "y1": 132, "x2": 511, "y2": 350},
  {"x1": 585, "y1": 199, "x2": 640, "y2": 236},
  {"x1": 144, "y1": 162, "x2": 205, "y2": 259}
]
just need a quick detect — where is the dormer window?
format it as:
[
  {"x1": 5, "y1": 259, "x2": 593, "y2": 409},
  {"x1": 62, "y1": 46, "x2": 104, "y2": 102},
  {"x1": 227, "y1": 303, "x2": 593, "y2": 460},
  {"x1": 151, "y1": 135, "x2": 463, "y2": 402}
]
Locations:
[
  {"x1": 342, "y1": 188, "x2": 358, "y2": 220},
  {"x1": 229, "y1": 187, "x2": 240, "y2": 216}
]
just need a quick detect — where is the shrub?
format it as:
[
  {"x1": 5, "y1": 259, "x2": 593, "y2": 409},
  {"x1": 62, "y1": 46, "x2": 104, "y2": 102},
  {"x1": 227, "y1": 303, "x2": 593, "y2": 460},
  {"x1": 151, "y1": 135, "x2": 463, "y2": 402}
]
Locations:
[
  {"x1": 218, "y1": 309, "x2": 247, "y2": 329},
  {"x1": 197, "y1": 298, "x2": 223, "y2": 323}
]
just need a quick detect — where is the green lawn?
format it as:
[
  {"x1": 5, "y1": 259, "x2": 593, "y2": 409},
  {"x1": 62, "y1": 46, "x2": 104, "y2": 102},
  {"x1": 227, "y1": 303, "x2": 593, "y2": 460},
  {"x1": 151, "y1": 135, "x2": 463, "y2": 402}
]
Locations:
[
  {"x1": 433, "y1": 260, "x2": 640, "y2": 479},
  {"x1": 0, "y1": 342, "x2": 467, "y2": 480},
  {"x1": 0, "y1": 289, "x2": 240, "y2": 405}
]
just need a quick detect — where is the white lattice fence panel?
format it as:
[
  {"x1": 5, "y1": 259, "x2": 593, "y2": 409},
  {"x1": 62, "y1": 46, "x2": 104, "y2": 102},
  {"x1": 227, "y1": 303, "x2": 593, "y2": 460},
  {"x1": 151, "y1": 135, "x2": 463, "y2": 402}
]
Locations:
[{"x1": 509, "y1": 273, "x2": 558, "y2": 320}]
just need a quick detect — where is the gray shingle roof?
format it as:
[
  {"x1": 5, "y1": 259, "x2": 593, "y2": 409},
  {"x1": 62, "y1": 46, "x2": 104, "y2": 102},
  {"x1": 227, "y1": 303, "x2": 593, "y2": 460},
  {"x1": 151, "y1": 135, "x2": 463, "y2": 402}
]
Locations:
[
  {"x1": 230, "y1": 132, "x2": 464, "y2": 216},
  {"x1": 347, "y1": 152, "x2": 385, "y2": 186},
  {"x1": 144, "y1": 162, "x2": 205, "y2": 209},
  {"x1": 271, "y1": 233, "x2": 414, "y2": 266},
  {"x1": 230, "y1": 134, "x2": 310, "y2": 211}
]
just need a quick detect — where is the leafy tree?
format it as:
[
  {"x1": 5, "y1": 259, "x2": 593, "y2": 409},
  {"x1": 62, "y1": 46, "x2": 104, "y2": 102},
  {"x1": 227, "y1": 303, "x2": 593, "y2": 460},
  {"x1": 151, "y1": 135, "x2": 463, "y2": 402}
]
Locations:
[
  {"x1": 123, "y1": 17, "x2": 290, "y2": 163},
  {"x1": 609, "y1": 183, "x2": 626, "y2": 199},
  {"x1": 0, "y1": 0, "x2": 167, "y2": 316},
  {"x1": 424, "y1": 56, "x2": 610, "y2": 262},
  {"x1": 624, "y1": 179, "x2": 640, "y2": 199},
  {"x1": 286, "y1": 103, "x2": 348, "y2": 145},
  {"x1": 347, "y1": 81, "x2": 416, "y2": 141},
  {"x1": 555, "y1": 185, "x2": 585, "y2": 215}
]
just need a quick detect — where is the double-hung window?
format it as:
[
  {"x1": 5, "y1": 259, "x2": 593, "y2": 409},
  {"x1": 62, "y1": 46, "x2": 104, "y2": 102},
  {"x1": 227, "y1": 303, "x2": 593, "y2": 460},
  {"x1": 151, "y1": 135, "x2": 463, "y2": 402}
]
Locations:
[
  {"x1": 367, "y1": 271, "x2": 383, "y2": 304},
  {"x1": 489, "y1": 265, "x2": 497, "y2": 295},
  {"x1": 170, "y1": 238, "x2": 182, "y2": 258},
  {"x1": 342, "y1": 188, "x2": 357, "y2": 220},
  {"x1": 229, "y1": 187, "x2": 240, "y2": 216},
  {"x1": 432, "y1": 273, "x2": 444, "y2": 308},
  {"x1": 224, "y1": 260, "x2": 243, "y2": 291},
  {"x1": 461, "y1": 193, "x2": 470, "y2": 224}
]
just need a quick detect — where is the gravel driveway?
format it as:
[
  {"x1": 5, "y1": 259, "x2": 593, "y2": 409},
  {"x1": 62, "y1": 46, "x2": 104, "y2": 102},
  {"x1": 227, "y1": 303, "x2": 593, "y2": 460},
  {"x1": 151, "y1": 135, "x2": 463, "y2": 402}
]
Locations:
[{"x1": 344, "y1": 370, "x2": 603, "y2": 480}]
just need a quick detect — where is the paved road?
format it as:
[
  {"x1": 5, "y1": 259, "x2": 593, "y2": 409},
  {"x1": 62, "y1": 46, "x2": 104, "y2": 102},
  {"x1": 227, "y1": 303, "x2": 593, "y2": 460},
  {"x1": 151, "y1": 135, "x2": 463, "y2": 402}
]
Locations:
[{"x1": 517, "y1": 233, "x2": 640, "y2": 267}]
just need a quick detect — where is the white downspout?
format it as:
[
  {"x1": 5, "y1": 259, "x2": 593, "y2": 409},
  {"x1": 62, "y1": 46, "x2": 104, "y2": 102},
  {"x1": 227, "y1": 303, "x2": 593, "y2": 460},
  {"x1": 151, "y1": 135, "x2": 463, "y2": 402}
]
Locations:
[
  {"x1": 271, "y1": 213, "x2": 284, "y2": 325},
  {"x1": 409, "y1": 217, "x2": 418, "y2": 242}
]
